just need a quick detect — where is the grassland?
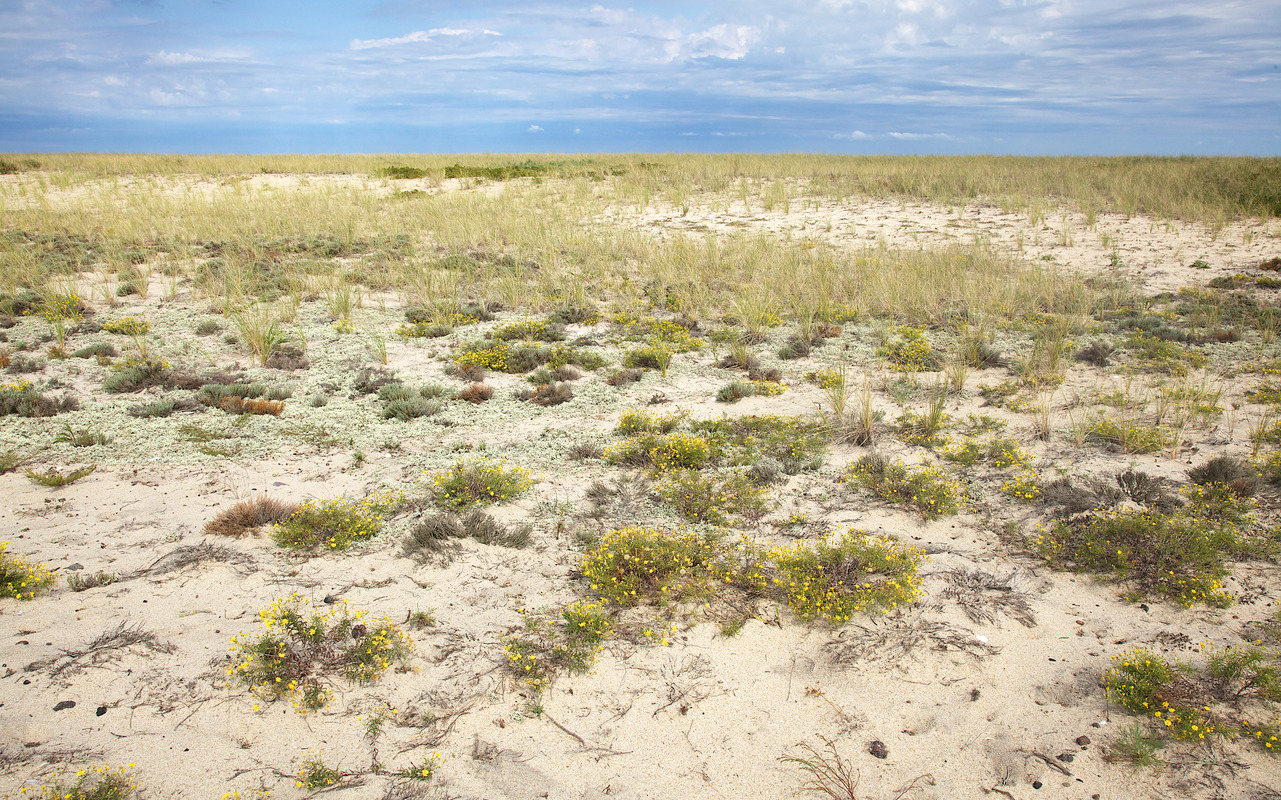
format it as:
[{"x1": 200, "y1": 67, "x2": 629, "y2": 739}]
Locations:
[{"x1": 0, "y1": 155, "x2": 1279, "y2": 800}]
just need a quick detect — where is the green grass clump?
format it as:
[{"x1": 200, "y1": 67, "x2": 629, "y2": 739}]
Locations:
[
  {"x1": 102, "y1": 317, "x2": 151, "y2": 336},
  {"x1": 1, "y1": 540, "x2": 56, "y2": 599},
  {"x1": 30, "y1": 764, "x2": 139, "y2": 800},
  {"x1": 26, "y1": 464, "x2": 96, "y2": 486},
  {"x1": 431, "y1": 457, "x2": 534, "y2": 507},
  {"x1": 657, "y1": 470, "x2": 771, "y2": 525},
  {"x1": 769, "y1": 531, "x2": 924, "y2": 624},
  {"x1": 843, "y1": 455, "x2": 961, "y2": 520},
  {"x1": 877, "y1": 326, "x2": 942, "y2": 372},
  {"x1": 612, "y1": 314, "x2": 704, "y2": 351},
  {"x1": 1035, "y1": 493, "x2": 1263, "y2": 605},
  {"x1": 603, "y1": 432, "x2": 711, "y2": 471},
  {"x1": 271, "y1": 490, "x2": 402, "y2": 550},
  {"x1": 503, "y1": 601, "x2": 612, "y2": 692},
  {"x1": 228, "y1": 594, "x2": 413, "y2": 713}
]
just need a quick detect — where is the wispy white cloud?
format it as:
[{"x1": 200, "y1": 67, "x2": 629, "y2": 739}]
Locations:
[
  {"x1": 527, "y1": 124, "x2": 543, "y2": 132},
  {"x1": 351, "y1": 27, "x2": 502, "y2": 50}
]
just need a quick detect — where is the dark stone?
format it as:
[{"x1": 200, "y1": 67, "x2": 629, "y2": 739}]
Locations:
[
  {"x1": 53, "y1": 700, "x2": 75, "y2": 711},
  {"x1": 1033, "y1": 781, "x2": 1043, "y2": 789},
  {"x1": 1075, "y1": 735, "x2": 1091, "y2": 746},
  {"x1": 1057, "y1": 753, "x2": 1075, "y2": 762},
  {"x1": 96, "y1": 706, "x2": 107, "y2": 717},
  {"x1": 868, "y1": 740, "x2": 888, "y2": 759}
]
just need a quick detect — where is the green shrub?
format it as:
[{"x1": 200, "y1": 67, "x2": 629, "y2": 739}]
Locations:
[
  {"x1": 1, "y1": 540, "x2": 56, "y2": 599},
  {"x1": 228, "y1": 594, "x2": 413, "y2": 713},
  {"x1": 617, "y1": 408, "x2": 685, "y2": 434},
  {"x1": 603, "y1": 432, "x2": 711, "y2": 471},
  {"x1": 493, "y1": 318, "x2": 566, "y2": 342},
  {"x1": 271, "y1": 490, "x2": 403, "y2": 550},
  {"x1": 1036, "y1": 505, "x2": 1243, "y2": 606},
  {"x1": 503, "y1": 601, "x2": 612, "y2": 691},
  {"x1": 843, "y1": 455, "x2": 960, "y2": 520},
  {"x1": 769, "y1": 531, "x2": 923, "y2": 624},
  {"x1": 581, "y1": 526, "x2": 738, "y2": 607},
  {"x1": 688, "y1": 414, "x2": 827, "y2": 472},
  {"x1": 1105, "y1": 644, "x2": 1280, "y2": 748},
  {"x1": 103, "y1": 317, "x2": 151, "y2": 336},
  {"x1": 877, "y1": 327, "x2": 942, "y2": 371},
  {"x1": 377, "y1": 165, "x2": 427, "y2": 179},
  {"x1": 29, "y1": 764, "x2": 139, "y2": 800},
  {"x1": 0, "y1": 379, "x2": 76, "y2": 416},
  {"x1": 431, "y1": 457, "x2": 534, "y2": 507},
  {"x1": 657, "y1": 470, "x2": 772, "y2": 525}
]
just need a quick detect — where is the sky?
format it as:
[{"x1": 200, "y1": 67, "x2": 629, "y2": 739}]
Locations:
[{"x1": 0, "y1": 0, "x2": 1278, "y2": 155}]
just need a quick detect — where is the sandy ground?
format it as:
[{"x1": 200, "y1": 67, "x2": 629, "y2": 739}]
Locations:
[{"x1": 2, "y1": 176, "x2": 1280, "y2": 800}]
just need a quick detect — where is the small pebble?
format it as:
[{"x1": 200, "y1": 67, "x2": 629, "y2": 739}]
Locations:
[
  {"x1": 1056, "y1": 753, "x2": 1075, "y2": 762},
  {"x1": 96, "y1": 706, "x2": 107, "y2": 717},
  {"x1": 66, "y1": 563, "x2": 84, "y2": 571},
  {"x1": 1075, "y1": 735, "x2": 1091, "y2": 746},
  {"x1": 53, "y1": 701, "x2": 75, "y2": 711},
  {"x1": 323, "y1": 595, "x2": 337, "y2": 604},
  {"x1": 868, "y1": 740, "x2": 888, "y2": 759},
  {"x1": 1033, "y1": 780, "x2": 1043, "y2": 790}
]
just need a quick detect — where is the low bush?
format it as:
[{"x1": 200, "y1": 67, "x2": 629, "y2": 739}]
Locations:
[
  {"x1": 580, "y1": 526, "x2": 732, "y2": 607},
  {"x1": 603, "y1": 432, "x2": 711, "y2": 471},
  {"x1": 1035, "y1": 500, "x2": 1255, "y2": 606},
  {"x1": 1105, "y1": 644, "x2": 1280, "y2": 749},
  {"x1": 503, "y1": 601, "x2": 612, "y2": 692},
  {"x1": 458, "y1": 382, "x2": 493, "y2": 403},
  {"x1": 0, "y1": 379, "x2": 77, "y2": 417},
  {"x1": 878, "y1": 327, "x2": 942, "y2": 371},
  {"x1": 769, "y1": 531, "x2": 923, "y2": 624},
  {"x1": 228, "y1": 594, "x2": 413, "y2": 712},
  {"x1": 431, "y1": 457, "x2": 534, "y2": 507},
  {"x1": 657, "y1": 470, "x2": 772, "y2": 525},
  {"x1": 271, "y1": 490, "x2": 403, "y2": 550},
  {"x1": 843, "y1": 455, "x2": 961, "y2": 520}
]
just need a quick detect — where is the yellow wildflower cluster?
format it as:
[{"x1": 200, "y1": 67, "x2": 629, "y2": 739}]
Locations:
[
  {"x1": 657, "y1": 469, "x2": 771, "y2": 525},
  {"x1": 19, "y1": 763, "x2": 138, "y2": 799},
  {"x1": 877, "y1": 326, "x2": 940, "y2": 372},
  {"x1": 603, "y1": 432, "x2": 710, "y2": 471},
  {"x1": 227, "y1": 594, "x2": 413, "y2": 713},
  {"x1": 0, "y1": 541, "x2": 56, "y2": 600},
  {"x1": 1000, "y1": 473, "x2": 1041, "y2": 503},
  {"x1": 456, "y1": 341, "x2": 509, "y2": 371},
  {"x1": 271, "y1": 491, "x2": 400, "y2": 550},
  {"x1": 770, "y1": 531, "x2": 924, "y2": 624},
  {"x1": 39, "y1": 292, "x2": 83, "y2": 322},
  {"x1": 503, "y1": 601, "x2": 612, "y2": 691},
  {"x1": 431, "y1": 456, "x2": 534, "y2": 507},
  {"x1": 102, "y1": 317, "x2": 150, "y2": 336}
]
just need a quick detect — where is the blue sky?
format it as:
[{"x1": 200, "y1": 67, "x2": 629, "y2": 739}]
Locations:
[{"x1": 1, "y1": 0, "x2": 1278, "y2": 154}]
